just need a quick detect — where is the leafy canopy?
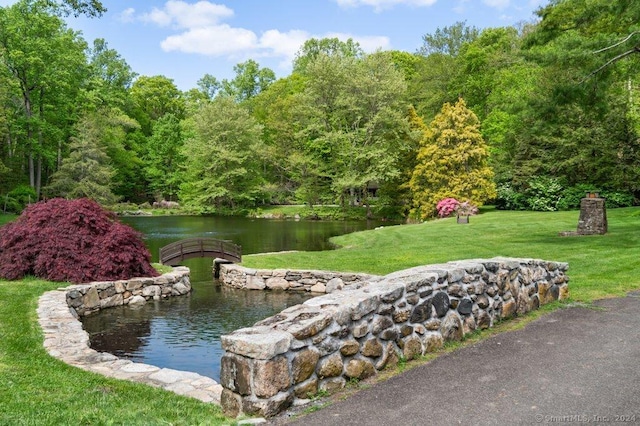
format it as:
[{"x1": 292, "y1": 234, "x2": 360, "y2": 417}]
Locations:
[{"x1": 410, "y1": 98, "x2": 496, "y2": 219}]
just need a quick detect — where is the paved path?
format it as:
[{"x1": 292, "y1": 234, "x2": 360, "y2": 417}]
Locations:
[{"x1": 276, "y1": 293, "x2": 640, "y2": 425}]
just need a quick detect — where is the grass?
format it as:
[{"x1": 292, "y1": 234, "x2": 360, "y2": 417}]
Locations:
[
  {"x1": 1, "y1": 214, "x2": 230, "y2": 424},
  {"x1": 0, "y1": 214, "x2": 15, "y2": 226},
  {"x1": 0, "y1": 278, "x2": 229, "y2": 426},
  {"x1": 243, "y1": 207, "x2": 640, "y2": 302},
  {"x1": 0, "y1": 208, "x2": 638, "y2": 424}
]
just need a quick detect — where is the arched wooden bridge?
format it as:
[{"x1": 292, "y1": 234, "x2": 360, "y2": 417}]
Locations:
[{"x1": 159, "y1": 238, "x2": 241, "y2": 266}]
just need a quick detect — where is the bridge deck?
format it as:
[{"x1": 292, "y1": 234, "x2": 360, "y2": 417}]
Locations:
[{"x1": 159, "y1": 238, "x2": 241, "y2": 266}]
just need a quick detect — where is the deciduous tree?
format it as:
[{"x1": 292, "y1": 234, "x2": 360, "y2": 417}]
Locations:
[
  {"x1": 179, "y1": 97, "x2": 263, "y2": 209},
  {"x1": 0, "y1": 0, "x2": 88, "y2": 198},
  {"x1": 145, "y1": 114, "x2": 185, "y2": 201},
  {"x1": 410, "y1": 99, "x2": 496, "y2": 219}
]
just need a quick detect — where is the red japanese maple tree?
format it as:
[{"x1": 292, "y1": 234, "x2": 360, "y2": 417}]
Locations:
[{"x1": 0, "y1": 198, "x2": 159, "y2": 283}]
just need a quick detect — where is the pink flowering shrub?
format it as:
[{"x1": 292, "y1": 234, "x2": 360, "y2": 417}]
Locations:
[
  {"x1": 436, "y1": 198, "x2": 479, "y2": 218},
  {"x1": 436, "y1": 198, "x2": 460, "y2": 217}
]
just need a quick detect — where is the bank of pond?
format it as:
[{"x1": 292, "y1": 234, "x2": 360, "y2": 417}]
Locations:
[{"x1": 82, "y1": 214, "x2": 390, "y2": 381}]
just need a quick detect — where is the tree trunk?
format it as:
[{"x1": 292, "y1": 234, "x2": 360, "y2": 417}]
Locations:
[
  {"x1": 25, "y1": 92, "x2": 35, "y2": 189},
  {"x1": 36, "y1": 155, "x2": 42, "y2": 199},
  {"x1": 29, "y1": 152, "x2": 35, "y2": 188}
]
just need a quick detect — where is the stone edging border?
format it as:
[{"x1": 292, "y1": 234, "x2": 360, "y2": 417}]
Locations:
[
  {"x1": 219, "y1": 263, "x2": 380, "y2": 293},
  {"x1": 36, "y1": 267, "x2": 223, "y2": 404}
]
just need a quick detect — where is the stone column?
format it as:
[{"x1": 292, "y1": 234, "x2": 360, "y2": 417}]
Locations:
[{"x1": 577, "y1": 197, "x2": 607, "y2": 235}]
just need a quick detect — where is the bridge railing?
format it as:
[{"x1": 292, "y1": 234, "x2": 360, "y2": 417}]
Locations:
[{"x1": 159, "y1": 238, "x2": 242, "y2": 266}]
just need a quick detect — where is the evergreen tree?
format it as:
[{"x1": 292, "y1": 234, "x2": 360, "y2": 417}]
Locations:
[
  {"x1": 43, "y1": 114, "x2": 118, "y2": 205},
  {"x1": 410, "y1": 98, "x2": 496, "y2": 219}
]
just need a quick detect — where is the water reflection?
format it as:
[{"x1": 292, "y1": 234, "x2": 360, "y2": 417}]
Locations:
[
  {"x1": 83, "y1": 216, "x2": 391, "y2": 381},
  {"x1": 82, "y1": 279, "x2": 313, "y2": 381},
  {"x1": 119, "y1": 215, "x2": 387, "y2": 262}
]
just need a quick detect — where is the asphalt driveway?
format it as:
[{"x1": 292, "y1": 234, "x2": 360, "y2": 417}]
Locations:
[{"x1": 273, "y1": 292, "x2": 640, "y2": 425}]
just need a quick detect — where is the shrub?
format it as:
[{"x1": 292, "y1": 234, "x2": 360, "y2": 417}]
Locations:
[
  {"x1": 496, "y1": 177, "x2": 564, "y2": 211},
  {"x1": 524, "y1": 176, "x2": 564, "y2": 211},
  {"x1": 495, "y1": 183, "x2": 527, "y2": 210},
  {"x1": 436, "y1": 198, "x2": 460, "y2": 218},
  {"x1": 556, "y1": 184, "x2": 597, "y2": 210},
  {"x1": 0, "y1": 198, "x2": 159, "y2": 283},
  {"x1": 600, "y1": 190, "x2": 635, "y2": 208},
  {"x1": 2, "y1": 185, "x2": 37, "y2": 214}
]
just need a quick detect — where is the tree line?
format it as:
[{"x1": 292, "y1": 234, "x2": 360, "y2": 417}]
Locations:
[{"x1": 1, "y1": 0, "x2": 638, "y2": 219}]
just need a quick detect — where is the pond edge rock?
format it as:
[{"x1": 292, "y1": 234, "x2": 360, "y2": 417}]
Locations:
[{"x1": 36, "y1": 267, "x2": 224, "y2": 404}]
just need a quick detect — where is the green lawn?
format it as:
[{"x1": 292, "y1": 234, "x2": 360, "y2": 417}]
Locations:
[
  {"x1": 0, "y1": 214, "x2": 15, "y2": 225},
  {"x1": 0, "y1": 208, "x2": 638, "y2": 424},
  {"x1": 0, "y1": 278, "x2": 228, "y2": 426},
  {"x1": 243, "y1": 207, "x2": 640, "y2": 302}
]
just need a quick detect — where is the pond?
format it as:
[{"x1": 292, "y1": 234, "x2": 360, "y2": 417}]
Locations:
[{"x1": 81, "y1": 215, "x2": 389, "y2": 381}]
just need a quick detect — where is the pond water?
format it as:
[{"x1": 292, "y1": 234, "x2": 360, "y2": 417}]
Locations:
[{"x1": 81, "y1": 215, "x2": 388, "y2": 381}]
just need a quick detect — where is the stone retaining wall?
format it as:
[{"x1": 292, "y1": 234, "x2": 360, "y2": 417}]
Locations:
[
  {"x1": 37, "y1": 267, "x2": 223, "y2": 404},
  {"x1": 220, "y1": 263, "x2": 380, "y2": 293},
  {"x1": 65, "y1": 267, "x2": 192, "y2": 317},
  {"x1": 219, "y1": 257, "x2": 569, "y2": 418}
]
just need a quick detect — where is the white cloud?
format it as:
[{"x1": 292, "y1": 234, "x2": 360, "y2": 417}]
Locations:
[
  {"x1": 118, "y1": 7, "x2": 136, "y2": 23},
  {"x1": 161, "y1": 24, "x2": 257, "y2": 55},
  {"x1": 141, "y1": 0, "x2": 233, "y2": 29},
  {"x1": 483, "y1": 0, "x2": 510, "y2": 10},
  {"x1": 131, "y1": 1, "x2": 390, "y2": 73},
  {"x1": 259, "y1": 29, "x2": 310, "y2": 61},
  {"x1": 335, "y1": 0, "x2": 437, "y2": 12}
]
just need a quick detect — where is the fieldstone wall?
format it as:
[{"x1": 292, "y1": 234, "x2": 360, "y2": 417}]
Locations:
[
  {"x1": 37, "y1": 267, "x2": 223, "y2": 404},
  {"x1": 220, "y1": 263, "x2": 380, "y2": 293},
  {"x1": 219, "y1": 257, "x2": 569, "y2": 418},
  {"x1": 66, "y1": 267, "x2": 192, "y2": 316}
]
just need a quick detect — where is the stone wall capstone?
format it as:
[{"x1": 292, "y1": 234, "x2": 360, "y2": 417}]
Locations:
[
  {"x1": 219, "y1": 257, "x2": 569, "y2": 418},
  {"x1": 65, "y1": 266, "x2": 192, "y2": 317},
  {"x1": 219, "y1": 263, "x2": 380, "y2": 293}
]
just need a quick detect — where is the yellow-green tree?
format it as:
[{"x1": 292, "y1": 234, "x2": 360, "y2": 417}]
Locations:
[{"x1": 410, "y1": 98, "x2": 496, "y2": 219}]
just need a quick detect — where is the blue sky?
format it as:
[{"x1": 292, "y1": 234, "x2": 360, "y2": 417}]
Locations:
[{"x1": 1, "y1": 0, "x2": 548, "y2": 91}]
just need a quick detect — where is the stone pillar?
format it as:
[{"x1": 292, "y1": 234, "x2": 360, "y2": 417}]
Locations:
[{"x1": 577, "y1": 197, "x2": 607, "y2": 235}]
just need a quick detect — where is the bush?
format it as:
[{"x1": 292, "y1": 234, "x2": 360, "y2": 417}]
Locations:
[
  {"x1": 556, "y1": 184, "x2": 597, "y2": 210},
  {"x1": 495, "y1": 183, "x2": 527, "y2": 210},
  {"x1": 498, "y1": 180, "x2": 636, "y2": 212},
  {"x1": 600, "y1": 190, "x2": 635, "y2": 208},
  {"x1": 0, "y1": 198, "x2": 159, "y2": 283},
  {"x1": 496, "y1": 177, "x2": 563, "y2": 211},
  {"x1": 436, "y1": 198, "x2": 460, "y2": 218},
  {"x1": 524, "y1": 176, "x2": 564, "y2": 211},
  {"x1": 2, "y1": 185, "x2": 37, "y2": 214}
]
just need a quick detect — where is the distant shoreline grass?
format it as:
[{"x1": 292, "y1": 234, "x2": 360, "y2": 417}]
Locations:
[
  {"x1": 1, "y1": 208, "x2": 638, "y2": 424},
  {"x1": 110, "y1": 204, "x2": 390, "y2": 221}
]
